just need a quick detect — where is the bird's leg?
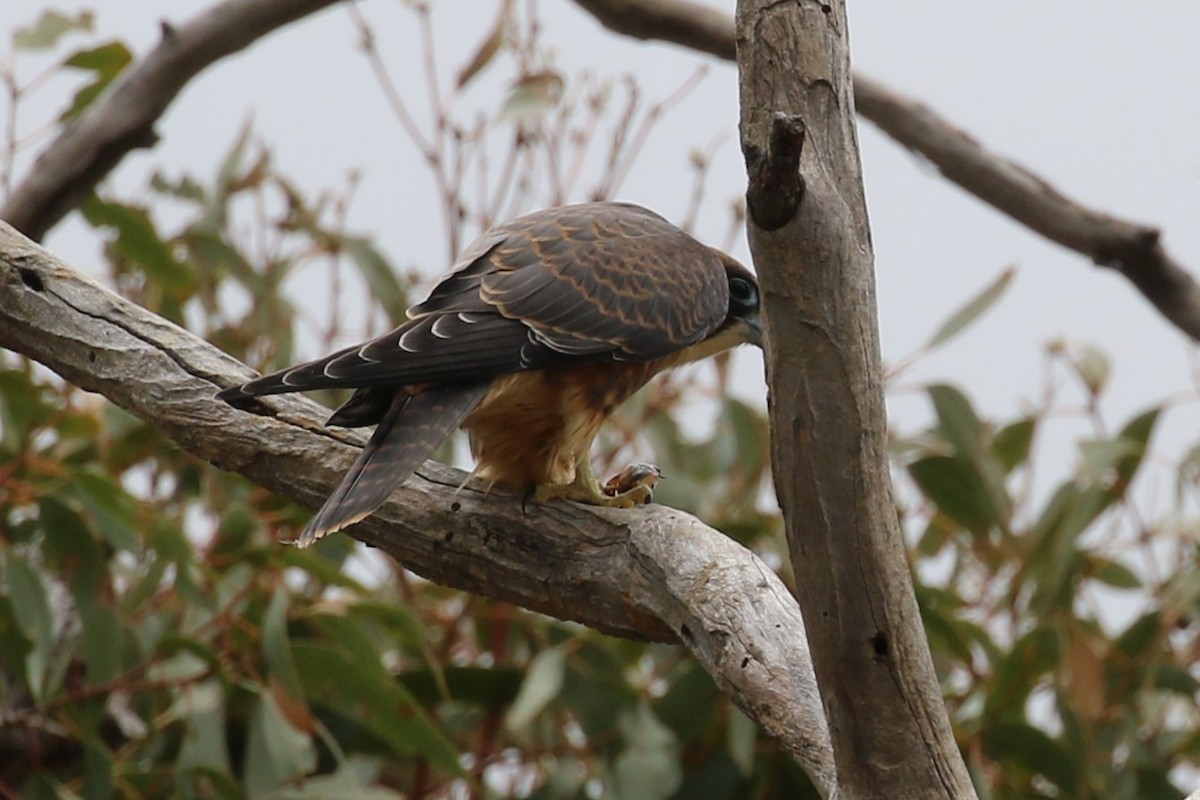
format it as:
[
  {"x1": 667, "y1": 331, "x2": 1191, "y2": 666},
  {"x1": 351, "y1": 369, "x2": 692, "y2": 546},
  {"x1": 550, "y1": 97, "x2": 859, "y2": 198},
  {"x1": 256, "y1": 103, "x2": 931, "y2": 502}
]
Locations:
[{"x1": 534, "y1": 457, "x2": 653, "y2": 509}]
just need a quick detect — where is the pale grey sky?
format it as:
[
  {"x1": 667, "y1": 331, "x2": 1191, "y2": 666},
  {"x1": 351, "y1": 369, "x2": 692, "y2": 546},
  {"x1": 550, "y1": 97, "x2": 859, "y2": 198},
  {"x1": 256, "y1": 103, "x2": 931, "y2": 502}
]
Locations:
[{"x1": 11, "y1": 1, "x2": 1200, "y2": 533}]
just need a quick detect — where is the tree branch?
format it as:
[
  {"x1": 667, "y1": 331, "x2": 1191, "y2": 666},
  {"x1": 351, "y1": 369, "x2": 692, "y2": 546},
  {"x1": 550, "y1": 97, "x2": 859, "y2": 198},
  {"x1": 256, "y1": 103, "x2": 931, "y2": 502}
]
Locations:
[
  {"x1": 1, "y1": 0, "x2": 344, "y2": 241},
  {"x1": 0, "y1": 221, "x2": 837, "y2": 796},
  {"x1": 11, "y1": 0, "x2": 1195, "y2": 341},
  {"x1": 851, "y1": 76, "x2": 1200, "y2": 341},
  {"x1": 738, "y1": 1, "x2": 975, "y2": 798},
  {"x1": 571, "y1": 0, "x2": 735, "y2": 60},
  {"x1": 571, "y1": 0, "x2": 1200, "y2": 344}
]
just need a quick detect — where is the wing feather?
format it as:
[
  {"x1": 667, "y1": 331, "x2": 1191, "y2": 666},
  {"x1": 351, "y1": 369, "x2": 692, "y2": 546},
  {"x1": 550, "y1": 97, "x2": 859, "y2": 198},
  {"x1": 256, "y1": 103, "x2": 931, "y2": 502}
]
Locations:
[
  {"x1": 478, "y1": 204, "x2": 729, "y2": 359},
  {"x1": 294, "y1": 384, "x2": 487, "y2": 546},
  {"x1": 216, "y1": 201, "x2": 731, "y2": 402}
]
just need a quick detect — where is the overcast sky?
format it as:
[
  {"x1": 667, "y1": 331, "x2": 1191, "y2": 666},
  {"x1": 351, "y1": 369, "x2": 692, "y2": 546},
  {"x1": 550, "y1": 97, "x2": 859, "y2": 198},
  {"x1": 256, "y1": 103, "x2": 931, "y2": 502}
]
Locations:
[{"x1": 10, "y1": 1, "x2": 1200, "y2": 532}]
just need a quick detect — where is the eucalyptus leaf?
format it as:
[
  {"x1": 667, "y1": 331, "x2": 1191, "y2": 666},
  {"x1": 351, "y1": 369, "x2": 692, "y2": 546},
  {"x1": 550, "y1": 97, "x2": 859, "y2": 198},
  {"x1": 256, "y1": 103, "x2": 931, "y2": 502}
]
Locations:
[
  {"x1": 506, "y1": 644, "x2": 566, "y2": 730},
  {"x1": 5, "y1": 555, "x2": 54, "y2": 700},
  {"x1": 1071, "y1": 342, "x2": 1111, "y2": 396},
  {"x1": 499, "y1": 71, "x2": 564, "y2": 122},
  {"x1": 83, "y1": 742, "x2": 115, "y2": 800},
  {"x1": 456, "y1": 0, "x2": 509, "y2": 89},
  {"x1": 982, "y1": 721, "x2": 1075, "y2": 793},
  {"x1": 909, "y1": 455, "x2": 997, "y2": 536},
  {"x1": 14, "y1": 10, "x2": 92, "y2": 49},
  {"x1": 341, "y1": 236, "x2": 408, "y2": 321},
  {"x1": 60, "y1": 41, "x2": 133, "y2": 119},
  {"x1": 924, "y1": 266, "x2": 1015, "y2": 351},
  {"x1": 1086, "y1": 556, "x2": 1141, "y2": 590},
  {"x1": 613, "y1": 704, "x2": 681, "y2": 800},
  {"x1": 244, "y1": 689, "x2": 316, "y2": 796},
  {"x1": 78, "y1": 600, "x2": 122, "y2": 685},
  {"x1": 263, "y1": 586, "x2": 303, "y2": 696},
  {"x1": 291, "y1": 641, "x2": 461, "y2": 772}
]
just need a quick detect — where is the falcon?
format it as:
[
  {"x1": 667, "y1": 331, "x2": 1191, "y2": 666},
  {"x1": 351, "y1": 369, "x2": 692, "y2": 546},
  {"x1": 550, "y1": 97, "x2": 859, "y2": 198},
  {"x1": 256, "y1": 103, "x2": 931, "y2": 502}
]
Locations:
[{"x1": 217, "y1": 202, "x2": 762, "y2": 546}]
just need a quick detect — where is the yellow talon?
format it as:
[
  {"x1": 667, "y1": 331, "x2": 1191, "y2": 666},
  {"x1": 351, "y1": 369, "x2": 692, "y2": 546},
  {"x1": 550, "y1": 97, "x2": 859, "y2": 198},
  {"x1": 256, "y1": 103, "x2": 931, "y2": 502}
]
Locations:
[{"x1": 534, "y1": 459, "x2": 660, "y2": 508}]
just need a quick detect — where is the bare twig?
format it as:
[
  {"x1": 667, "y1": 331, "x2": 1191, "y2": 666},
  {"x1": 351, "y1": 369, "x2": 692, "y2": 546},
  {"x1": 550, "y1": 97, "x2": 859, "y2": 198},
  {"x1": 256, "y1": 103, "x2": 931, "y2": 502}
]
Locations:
[
  {"x1": 593, "y1": 76, "x2": 639, "y2": 200},
  {"x1": 415, "y1": 4, "x2": 463, "y2": 258},
  {"x1": 572, "y1": 0, "x2": 735, "y2": 60},
  {"x1": 606, "y1": 64, "x2": 707, "y2": 197},
  {"x1": 485, "y1": 132, "x2": 520, "y2": 225},
  {"x1": 1, "y1": 55, "x2": 17, "y2": 197},
  {"x1": 680, "y1": 130, "x2": 729, "y2": 234},
  {"x1": 559, "y1": 78, "x2": 605, "y2": 199},
  {"x1": 346, "y1": 5, "x2": 435, "y2": 159},
  {"x1": 570, "y1": 0, "x2": 1200, "y2": 344}
]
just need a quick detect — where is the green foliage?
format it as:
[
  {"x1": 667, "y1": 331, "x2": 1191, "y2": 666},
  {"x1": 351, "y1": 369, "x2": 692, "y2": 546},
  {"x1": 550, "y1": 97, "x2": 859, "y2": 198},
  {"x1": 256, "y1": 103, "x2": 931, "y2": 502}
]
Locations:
[
  {"x1": 3, "y1": 6, "x2": 1199, "y2": 800},
  {"x1": 60, "y1": 41, "x2": 132, "y2": 120},
  {"x1": 897, "y1": 341, "x2": 1199, "y2": 799},
  {"x1": 12, "y1": 9, "x2": 93, "y2": 50},
  {"x1": 923, "y1": 266, "x2": 1015, "y2": 352},
  {"x1": 0, "y1": 106, "x2": 792, "y2": 800}
]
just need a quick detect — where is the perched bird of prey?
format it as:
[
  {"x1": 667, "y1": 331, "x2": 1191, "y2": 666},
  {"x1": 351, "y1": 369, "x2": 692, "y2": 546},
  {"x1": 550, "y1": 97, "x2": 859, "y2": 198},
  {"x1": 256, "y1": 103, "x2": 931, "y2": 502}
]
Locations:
[{"x1": 217, "y1": 202, "x2": 762, "y2": 546}]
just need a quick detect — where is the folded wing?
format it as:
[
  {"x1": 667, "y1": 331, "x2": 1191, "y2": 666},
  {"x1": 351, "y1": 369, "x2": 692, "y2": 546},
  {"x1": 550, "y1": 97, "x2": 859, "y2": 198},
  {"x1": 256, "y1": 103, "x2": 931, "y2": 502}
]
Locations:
[{"x1": 216, "y1": 202, "x2": 732, "y2": 402}]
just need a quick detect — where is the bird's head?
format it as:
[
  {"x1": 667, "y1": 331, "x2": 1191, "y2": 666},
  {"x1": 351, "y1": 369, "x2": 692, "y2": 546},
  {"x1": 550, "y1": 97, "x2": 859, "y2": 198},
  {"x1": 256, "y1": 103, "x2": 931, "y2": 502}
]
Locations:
[{"x1": 722, "y1": 257, "x2": 763, "y2": 349}]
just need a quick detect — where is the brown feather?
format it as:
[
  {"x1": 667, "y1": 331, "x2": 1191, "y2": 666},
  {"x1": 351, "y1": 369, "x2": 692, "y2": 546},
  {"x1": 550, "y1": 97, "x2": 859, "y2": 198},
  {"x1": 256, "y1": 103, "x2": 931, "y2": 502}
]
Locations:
[
  {"x1": 296, "y1": 384, "x2": 487, "y2": 545},
  {"x1": 463, "y1": 359, "x2": 665, "y2": 490},
  {"x1": 215, "y1": 202, "x2": 762, "y2": 543}
]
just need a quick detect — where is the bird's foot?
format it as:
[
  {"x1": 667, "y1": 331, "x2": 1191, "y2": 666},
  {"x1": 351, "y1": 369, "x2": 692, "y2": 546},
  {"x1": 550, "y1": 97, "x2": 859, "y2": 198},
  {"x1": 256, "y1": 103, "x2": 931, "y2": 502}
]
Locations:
[
  {"x1": 602, "y1": 484, "x2": 653, "y2": 508},
  {"x1": 602, "y1": 463, "x2": 663, "y2": 506},
  {"x1": 533, "y1": 461, "x2": 662, "y2": 509},
  {"x1": 534, "y1": 480, "x2": 651, "y2": 508}
]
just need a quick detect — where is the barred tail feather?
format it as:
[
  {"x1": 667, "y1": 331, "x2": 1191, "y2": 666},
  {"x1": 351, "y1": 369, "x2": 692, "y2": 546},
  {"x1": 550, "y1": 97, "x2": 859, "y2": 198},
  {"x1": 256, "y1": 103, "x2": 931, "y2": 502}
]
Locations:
[{"x1": 293, "y1": 383, "x2": 487, "y2": 547}]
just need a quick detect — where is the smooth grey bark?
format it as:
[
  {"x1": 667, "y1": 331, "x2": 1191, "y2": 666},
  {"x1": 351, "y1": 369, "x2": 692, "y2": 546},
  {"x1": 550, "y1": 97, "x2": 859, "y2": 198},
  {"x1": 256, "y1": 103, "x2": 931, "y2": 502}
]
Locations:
[
  {"x1": 736, "y1": 2, "x2": 976, "y2": 798},
  {"x1": 0, "y1": 221, "x2": 837, "y2": 795}
]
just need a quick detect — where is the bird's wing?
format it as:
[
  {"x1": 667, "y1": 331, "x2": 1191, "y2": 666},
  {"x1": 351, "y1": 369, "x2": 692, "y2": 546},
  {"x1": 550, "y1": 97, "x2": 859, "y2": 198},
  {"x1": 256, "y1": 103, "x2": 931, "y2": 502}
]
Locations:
[
  {"x1": 294, "y1": 383, "x2": 487, "y2": 546},
  {"x1": 217, "y1": 202, "x2": 730, "y2": 399},
  {"x1": 472, "y1": 202, "x2": 730, "y2": 361}
]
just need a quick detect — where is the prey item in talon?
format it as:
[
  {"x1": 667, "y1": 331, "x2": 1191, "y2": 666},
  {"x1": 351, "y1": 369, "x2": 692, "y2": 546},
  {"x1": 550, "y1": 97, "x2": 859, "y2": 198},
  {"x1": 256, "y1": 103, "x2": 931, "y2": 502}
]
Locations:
[
  {"x1": 603, "y1": 463, "x2": 664, "y2": 504},
  {"x1": 215, "y1": 202, "x2": 762, "y2": 545}
]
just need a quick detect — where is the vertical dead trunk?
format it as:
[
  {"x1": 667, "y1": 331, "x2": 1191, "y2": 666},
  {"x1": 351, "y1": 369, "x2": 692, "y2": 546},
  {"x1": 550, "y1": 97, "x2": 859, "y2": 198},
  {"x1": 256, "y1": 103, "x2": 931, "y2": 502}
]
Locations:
[{"x1": 735, "y1": 2, "x2": 977, "y2": 797}]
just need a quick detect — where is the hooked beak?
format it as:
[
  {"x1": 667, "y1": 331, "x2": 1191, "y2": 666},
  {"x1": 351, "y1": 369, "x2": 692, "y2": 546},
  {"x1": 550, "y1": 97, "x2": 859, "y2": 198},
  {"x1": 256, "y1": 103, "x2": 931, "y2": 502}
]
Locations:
[{"x1": 742, "y1": 310, "x2": 764, "y2": 349}]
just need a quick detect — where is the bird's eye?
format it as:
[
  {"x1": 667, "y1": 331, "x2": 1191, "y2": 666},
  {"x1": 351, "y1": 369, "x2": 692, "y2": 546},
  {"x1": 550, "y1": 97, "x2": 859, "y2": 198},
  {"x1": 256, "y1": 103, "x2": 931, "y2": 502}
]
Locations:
[{"x1": 728, "y1": 276, "x2": 758, "y2": 310}]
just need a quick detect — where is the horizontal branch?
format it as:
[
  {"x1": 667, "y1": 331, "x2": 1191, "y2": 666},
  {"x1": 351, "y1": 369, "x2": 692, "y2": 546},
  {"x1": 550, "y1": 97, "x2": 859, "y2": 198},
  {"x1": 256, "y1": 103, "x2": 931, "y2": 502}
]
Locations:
[
  {"x1": 0, "y1": 221, "x2": 836, "y2": 795},
  {"x1": 1, "y1": 0, "x2": 342, "y2": 241},
  {"x1": 571, "y1": 0, "x2": 735, "y2": 59},
  {"x1": 571, "y1": 0, "x2": 1200, "y2": 343}
]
